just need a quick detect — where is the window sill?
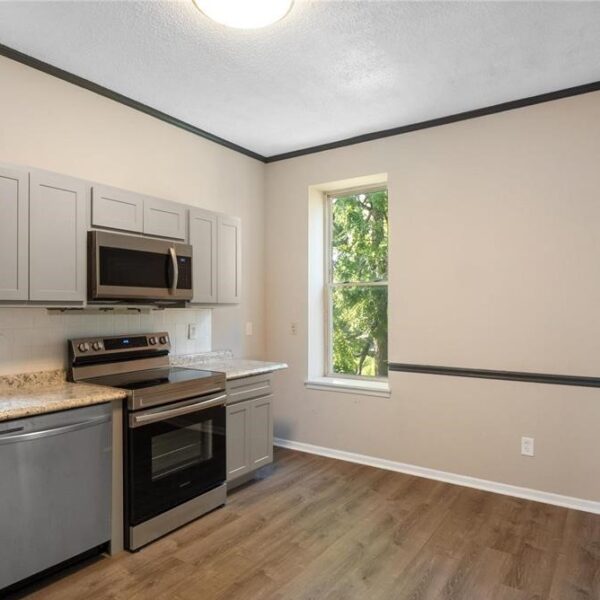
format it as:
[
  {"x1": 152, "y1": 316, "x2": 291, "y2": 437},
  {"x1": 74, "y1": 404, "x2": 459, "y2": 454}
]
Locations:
[{"x1": 304, "y1": 377, "x2": 391, "y2": 398}]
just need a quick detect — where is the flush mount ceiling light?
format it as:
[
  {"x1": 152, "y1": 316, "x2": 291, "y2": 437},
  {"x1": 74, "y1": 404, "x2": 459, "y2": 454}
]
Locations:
[{"x1": 193, "y1": 0, "x2": 294, "y2": 29}]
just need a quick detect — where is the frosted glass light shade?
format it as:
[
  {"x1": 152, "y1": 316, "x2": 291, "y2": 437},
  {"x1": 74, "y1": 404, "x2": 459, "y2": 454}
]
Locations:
[{"x1": 194, "y1": 0, "x2": 294, "y2": 29}]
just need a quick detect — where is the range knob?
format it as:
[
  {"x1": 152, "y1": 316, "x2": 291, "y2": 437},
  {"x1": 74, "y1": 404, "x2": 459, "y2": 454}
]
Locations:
[
  {"x1": 159, "y1": 335, "x2": 169, "y2": 345},
  {"x1": 92, "y1": 341, "x2": 103, "y2": 352},
  {"x1": 148, "y1": 336, "x2": 157, "y2": 345},
  {"x1": 78, "y1": 342, "x2": 90, "y2": 353}
]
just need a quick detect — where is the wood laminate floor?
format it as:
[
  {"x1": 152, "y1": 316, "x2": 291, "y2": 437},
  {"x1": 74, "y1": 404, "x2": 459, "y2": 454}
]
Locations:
[{"x1": 9, "y1": 448, "x2": 600, "y2": 600}]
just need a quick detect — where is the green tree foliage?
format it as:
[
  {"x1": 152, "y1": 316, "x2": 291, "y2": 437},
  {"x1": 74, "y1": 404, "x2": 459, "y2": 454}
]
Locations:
[{"x1": 330, "y1": 189, "x2": 388, "y2": 377}]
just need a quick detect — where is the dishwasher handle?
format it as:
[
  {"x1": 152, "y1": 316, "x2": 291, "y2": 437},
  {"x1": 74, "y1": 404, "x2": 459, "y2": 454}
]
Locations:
[{"x1": 0, "y1": 413, "x2": 111, "y2": 445}]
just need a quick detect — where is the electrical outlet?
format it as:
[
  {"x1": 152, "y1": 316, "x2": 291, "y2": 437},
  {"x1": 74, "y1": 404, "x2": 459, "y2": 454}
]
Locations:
[
  {"x1": 290, "y1": 322, "x2": 298, "y2": 335},
  {"x1": 245, "y1": 322, "x2": 253, "y2": 336},
  {"x1": 521, "y1": 436, "x2": 534, "y2": 457},
  {"x1": 187, "y1": 323, "x2": 197, "y2": 340}
]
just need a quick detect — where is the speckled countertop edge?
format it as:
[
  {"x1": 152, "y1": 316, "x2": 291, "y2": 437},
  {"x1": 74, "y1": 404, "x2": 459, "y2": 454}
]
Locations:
[
  {"x1": 0, "y1": 369, "x2": 127, "y2": 423},
  {"x1": 171, "y1": 352, "x2": 288, "y2": 380}
]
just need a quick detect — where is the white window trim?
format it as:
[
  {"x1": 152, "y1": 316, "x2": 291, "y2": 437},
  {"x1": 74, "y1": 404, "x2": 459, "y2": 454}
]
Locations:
[
  {"x1": 324, "y1": 186, "x2": 389, "y2": 383},
  {"x1": 305, "y1": 376, "x2": 391, "y2": 398}
]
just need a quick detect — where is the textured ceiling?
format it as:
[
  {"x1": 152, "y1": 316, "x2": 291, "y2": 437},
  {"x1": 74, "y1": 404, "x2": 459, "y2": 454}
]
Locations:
[{"x1": 0, "y1": 1, "x2": 599, "y2": 157}]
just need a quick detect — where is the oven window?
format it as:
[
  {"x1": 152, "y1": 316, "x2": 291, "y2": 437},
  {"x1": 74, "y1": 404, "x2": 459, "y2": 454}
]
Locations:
[
  {"x1": 151, "y1": 419, "x2": 214, "y2": 481},
  {"x1": 127, "y1": 402, "x2": 226, "y2": 527}
]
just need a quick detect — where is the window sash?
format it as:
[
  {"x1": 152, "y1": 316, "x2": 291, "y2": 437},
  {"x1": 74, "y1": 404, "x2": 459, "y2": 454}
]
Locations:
[{"x1": 324, "y1": 188, "x2": 388, "y2": 381}]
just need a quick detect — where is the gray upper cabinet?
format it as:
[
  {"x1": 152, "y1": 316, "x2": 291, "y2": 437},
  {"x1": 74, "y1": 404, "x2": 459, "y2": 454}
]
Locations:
[
  {"x1": 217, "y1": 215, "x2": 242, "y2": 304},
  {"x1": 91, "y1": 185, "x2": 143, "y2": 233},
  {"x1": 29, "y1": 171, "x2": 87, "y2": 302},
  {"x1": 189, "y1": 208, "x2": 218, "y2": 303},
  {"x1": 0, "y1": 165, "x2": 29, "y2": 301},
  {"x1": 143, "y1": 197, "x2": 187, "y2": 240},
  {"x1": 92, "y1": 184, "x2": 186, "y2": 241}
]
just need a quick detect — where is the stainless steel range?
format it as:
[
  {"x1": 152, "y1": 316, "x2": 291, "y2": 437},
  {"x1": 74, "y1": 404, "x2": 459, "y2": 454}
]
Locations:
[{"x1": 68, "y1": 332, "x2": 227, "y2": 551}]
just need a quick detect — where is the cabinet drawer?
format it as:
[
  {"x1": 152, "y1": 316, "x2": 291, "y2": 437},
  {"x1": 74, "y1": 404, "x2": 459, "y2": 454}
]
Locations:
[{"x1": 226, "y1": 374, "x2": 272, "y2": 405}]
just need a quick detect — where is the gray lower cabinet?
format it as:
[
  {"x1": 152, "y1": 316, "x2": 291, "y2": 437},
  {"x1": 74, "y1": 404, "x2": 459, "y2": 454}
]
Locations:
[
  {"x1": 0, "y1": 165, "x2": 29, "y2": 301},
  {"x1": 226, "y1": 401, "x2": 251, "y2": 480},
  {"x1": 29, "y1": 171, "x2": 88, "y2": 302},
  {"x1": 249, "y1": 395, "x2": 274, "y2": 469},
  {"x1": 226, "y1": 375, "x2": 274, "y2": 487}
]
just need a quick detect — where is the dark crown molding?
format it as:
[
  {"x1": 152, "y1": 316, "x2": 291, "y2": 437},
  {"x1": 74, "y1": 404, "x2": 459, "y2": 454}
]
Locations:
[
  {"x1": 2, "y1": 42, "x2": 600, "y2": 164},
  {"x1": 0, "y1": 42, "x2": 266, "y2": 163},
  {"x1": 266, "y1": 80, "x2": 600, "y2": 162}
]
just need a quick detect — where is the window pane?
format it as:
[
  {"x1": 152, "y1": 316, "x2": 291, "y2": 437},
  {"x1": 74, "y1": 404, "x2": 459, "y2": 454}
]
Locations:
[
  {"x1": 332, "y1": 285, "x2": 388, "y2": 377},
  {"x1": 331, "y1": 189, "x2": 388, "y2": 283}
]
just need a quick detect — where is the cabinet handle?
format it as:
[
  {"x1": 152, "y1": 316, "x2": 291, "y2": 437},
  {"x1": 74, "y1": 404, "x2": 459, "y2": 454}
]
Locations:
[
  {"x1": 130, "y1": 394, "x2": 227, "y2": 428},
  {"x1": 230, "y1": 384, "x2": 270, "y2": 397}
]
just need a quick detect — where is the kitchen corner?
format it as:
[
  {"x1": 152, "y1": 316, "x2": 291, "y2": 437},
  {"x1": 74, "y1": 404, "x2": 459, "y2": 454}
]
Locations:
[{"x1": 0, "y1": 343, "x2": 287, "y2": 572}]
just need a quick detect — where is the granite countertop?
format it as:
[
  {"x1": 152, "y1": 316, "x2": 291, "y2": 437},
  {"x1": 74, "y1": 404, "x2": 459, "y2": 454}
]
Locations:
[
  {"x1": 0, "y1": 351, "x2": 287, "y2": 422},
  {"x1": 0, "y1": 369, "x2": 127, "y2": 423},
  {"x1": 172, "y1": 351, "x2": 288, "y2": 380}
]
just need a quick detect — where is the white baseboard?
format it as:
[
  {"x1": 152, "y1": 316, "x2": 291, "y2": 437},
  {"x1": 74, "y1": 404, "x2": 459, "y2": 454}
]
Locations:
[{"x1": 274, "y1": 437, "x2": 600, "y2": 515}]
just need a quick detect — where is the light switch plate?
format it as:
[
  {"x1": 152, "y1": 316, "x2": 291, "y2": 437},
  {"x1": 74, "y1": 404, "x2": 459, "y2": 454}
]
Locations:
[
  {"x1": 245, "y1": 322, "x2": 253, "y2": 336},
  {"x1": 188, "y1": 323, "x2": 197, "y2": 340}
]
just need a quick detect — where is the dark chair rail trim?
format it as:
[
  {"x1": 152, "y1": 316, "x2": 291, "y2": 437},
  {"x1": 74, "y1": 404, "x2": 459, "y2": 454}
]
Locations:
[
  {"x1": 388, "y1": 363, "x2": 600, "y2": 388},
  {"x1": 1, "y1": 42, "x2": 600, "y2": 163}
]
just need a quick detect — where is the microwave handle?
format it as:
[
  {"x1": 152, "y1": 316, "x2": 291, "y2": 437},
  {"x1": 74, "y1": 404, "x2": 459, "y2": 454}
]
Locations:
[{"x1": 169, "y1": 247, "x2": 179, "y2": 294}]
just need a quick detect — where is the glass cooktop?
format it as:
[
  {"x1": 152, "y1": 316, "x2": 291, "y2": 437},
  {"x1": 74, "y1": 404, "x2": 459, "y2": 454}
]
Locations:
[{"x1": 83, "y1": 367, "x2": 221, "y2": 391}]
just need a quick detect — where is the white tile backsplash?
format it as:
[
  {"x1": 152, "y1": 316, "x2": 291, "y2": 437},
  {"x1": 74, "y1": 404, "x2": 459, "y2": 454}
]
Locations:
[{"x1": 0, "y1": 308, "x2": 211, "y2": 375}]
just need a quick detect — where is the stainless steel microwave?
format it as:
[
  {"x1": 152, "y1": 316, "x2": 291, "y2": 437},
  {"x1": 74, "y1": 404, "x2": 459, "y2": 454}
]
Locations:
[{"x1": 88, "y1": 231, "x2": 193, "y2": 302}]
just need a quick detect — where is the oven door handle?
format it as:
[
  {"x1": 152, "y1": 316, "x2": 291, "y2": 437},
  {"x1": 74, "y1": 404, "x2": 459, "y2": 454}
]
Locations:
[
  {"x1": 169, "y1": 246, "x2": 179, "y2": 295},
  {"x1": 129, "y1": 394, "x2": 226, "y2": 428}
]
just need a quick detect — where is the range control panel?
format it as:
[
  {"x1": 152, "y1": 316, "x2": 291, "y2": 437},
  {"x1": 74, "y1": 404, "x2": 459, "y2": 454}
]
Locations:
[{"x1": 70, "y1": 332, "x2": 171, "y2": 358}]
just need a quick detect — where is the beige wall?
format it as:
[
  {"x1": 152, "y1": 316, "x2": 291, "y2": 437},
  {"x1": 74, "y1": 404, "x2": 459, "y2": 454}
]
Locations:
[
  {"x1": 265, "y1": 91, "x2": 600, "y2": 502},
  {"x1": 0, "y1": 56, "x2": 266, "y2": 363},
  {"x1": 2, "y1": 54, "x2": 598, "y2": 502}
]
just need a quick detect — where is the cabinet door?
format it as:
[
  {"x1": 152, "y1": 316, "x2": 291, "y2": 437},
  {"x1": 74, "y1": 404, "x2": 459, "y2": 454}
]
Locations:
[
  {"x1": 189, "y1": 208, "x2": 217, "y2": 303},
  {"x1": 144, "y1": 197, "x2": 187, "y2": 240},
  {"x1": 217, "y1": 215, "x2": 241, "y2": 304},
  {"x1": 0, "y1": 165, "x2": 28, "y2": 300},
  {"x1": 226, "y1": 401, "x2": 251, "y2": 481},
  {"x1": 29, "y1": 171, "x2": 87, "y2": 302},
  {"x1": 250, "y1": 396, "x2": 274, "y2": 470},
  {"x1": 91, "y1": 185, "x2": 143, "y2": 233}
]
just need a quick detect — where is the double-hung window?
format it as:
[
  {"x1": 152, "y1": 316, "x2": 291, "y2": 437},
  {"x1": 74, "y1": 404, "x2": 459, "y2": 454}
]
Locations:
[{"x1": 325, "y1": 186, "x2": 388, "y2": 379}]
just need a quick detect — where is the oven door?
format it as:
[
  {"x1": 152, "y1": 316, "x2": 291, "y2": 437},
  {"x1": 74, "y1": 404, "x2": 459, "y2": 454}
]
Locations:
[
  {"x1": 89, "y1": 230, "x2": 193, "y2": 301},
  {"x1": 126, "y1": 393, "x2": 226, "y2": 528}
]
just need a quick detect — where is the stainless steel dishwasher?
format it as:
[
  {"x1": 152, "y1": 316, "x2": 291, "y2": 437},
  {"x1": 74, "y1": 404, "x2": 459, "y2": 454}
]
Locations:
[{"x1": 0, "y1": 403, "x2": 112, "y2": 591}]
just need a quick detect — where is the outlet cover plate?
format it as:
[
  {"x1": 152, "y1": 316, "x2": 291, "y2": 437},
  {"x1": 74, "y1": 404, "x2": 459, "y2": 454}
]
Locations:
[{"x1": 521, "y1": 436, "x2": 535, "y2": 457}]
